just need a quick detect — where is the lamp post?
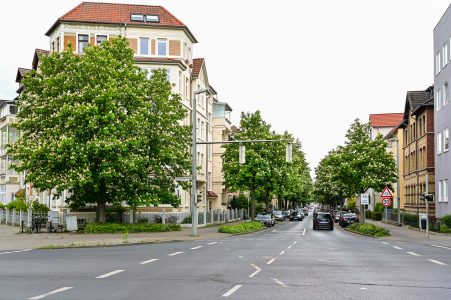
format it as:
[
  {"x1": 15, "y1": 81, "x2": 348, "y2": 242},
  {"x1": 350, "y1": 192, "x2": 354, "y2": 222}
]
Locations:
[
  {"x1": 391, "y1": 137, "x2": 401, "y2": 225},
  {"x1": 191, "y1": 88, "x2": 208, "y2": 236}
]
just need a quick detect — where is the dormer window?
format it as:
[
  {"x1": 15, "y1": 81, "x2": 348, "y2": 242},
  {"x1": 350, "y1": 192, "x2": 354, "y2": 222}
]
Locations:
[
  {"x1": 145, "y1": 15, "x2": 159, "y2": 22},
  {"x1": 131, "y1": 14, "x2": 144, "y2": 22}
]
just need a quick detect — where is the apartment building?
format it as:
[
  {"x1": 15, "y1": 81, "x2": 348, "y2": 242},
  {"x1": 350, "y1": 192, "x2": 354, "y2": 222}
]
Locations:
[
  {"x1": 434, "y1": 6, "x2": 451, "y2": 218},
  {"x1": 400, "y1": 87, "x2": 435, "y2": 216},
  {"x1": 41, "y1": 2, "x2": 222, "y2": 212},
  {"x1": 384, "y1": 124, "x2": 405, "y2": 210}
]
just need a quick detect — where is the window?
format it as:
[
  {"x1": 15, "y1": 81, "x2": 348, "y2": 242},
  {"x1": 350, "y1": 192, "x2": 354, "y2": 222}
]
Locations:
[
  {"x1": 436, "y1": 88, "x2": 442, "y2": 111},
  {"x1": 185, "y1": 78, "x2": 189, "y2": 101},
  {"x1": 444, "y1": 180, "x2": 449, "y2": 202},
  {"x1": 145, "y1": 15, "x2": 159, "y2": 22},
  {"x1": 96, "y1": 35, "x2": 108, "y2": 45},
  {"x1": 56, "y1": 37, "x2": 60, "y2": 52},
  {"x1": 443, "y1": 43, "x2": 448, "y2": 68},
  {"x1": 439, "y1": 180, "x2": 443, "y2": 202},
  {"x1": 438, "y1": 132, "x2": 443, "y2": 155},
  {"x1": 201, "y1": 121, "x2": 205, "y2": 140},
  {"x1": 436, "y1": 51, "x2": 441, "y2": 75},
  {"x1": 157, "y1": 39, "x2": 167, "y2": 56},
  {"x1": 444, "y1": 82, "x2": 449, "y2": 106},
  {"x1": 77, "y1": 34, "x2": 89, "y2": 53},
  {"x1": 139, "y1": 38, "x2": 149, "y2": 55},
  {"x1": 445, "y1": 128, "x2": 449, "y2": 152},
  {"x1": 131, "y1": 14, "x2": 144, "y2": 22},
  {"x1": 197, "y1": 118, "x2": 201, "y2": 137},
  {"x1": 165, "y1": 68, "x2": 171, "y2": 82},
  {"x1": 179, "y1": 71, "x2": 182, "y2": 93}
]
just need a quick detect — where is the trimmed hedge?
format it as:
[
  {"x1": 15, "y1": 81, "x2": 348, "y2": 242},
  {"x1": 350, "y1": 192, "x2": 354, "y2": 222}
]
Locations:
[
  {"x1": 441, "y1": 214, "x2": 451, "y2": 228},
  {"x1": 348, "y1": 223, "x2": 390, "y2": 237},
  {"x1": 371, "y1": 211, "x2": 382, "y2": 221},
  {"x1": 84, "y1": 223, "x2": 181, "y2": 234},
  {"x1": 218, "y1": 222, "x2": 263, "y2": 234}
]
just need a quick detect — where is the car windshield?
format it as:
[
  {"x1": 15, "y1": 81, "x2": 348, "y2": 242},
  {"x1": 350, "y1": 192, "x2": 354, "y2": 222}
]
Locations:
[
  {"x1": 316, "y1": 214, "x2": 332, "y2": 220},
  {"x1": 273, "y1": 210, "x2": 282, "y2": 215},
  {"x1": 344, "y1": 214, "x2": 356, "y2": 218},
  {"x1": 256, "y1": 214, "x2": 270, "y2": 220}
]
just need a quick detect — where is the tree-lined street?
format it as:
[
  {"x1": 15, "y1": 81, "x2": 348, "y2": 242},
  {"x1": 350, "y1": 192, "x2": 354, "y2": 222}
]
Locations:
[{"x1": 2, "y1": 216, "x2": 451, "y2": 299}]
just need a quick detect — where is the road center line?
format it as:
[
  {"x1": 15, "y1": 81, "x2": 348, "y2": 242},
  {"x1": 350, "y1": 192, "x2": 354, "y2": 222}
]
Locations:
[
  {"x1": 406, "y1": 252, "x2": 421, "y2": 256},
  {"x1": 428, "y1": 259, "x2": 447, "y2": 266},
  {"x1": 190, "y1": 246, "x2": 203, "y2": 250},
  {"x1": 287, "y1": 245, "x2": 292, "y2": 249},
  {"x1": 272, "y1": 278, "x2": 288, "y2": 287},
  {"x1": 0, "y1": 249, "x2": 32, "y2": 255},
  {"x1": 249, "y1": 264, "x2": 261, "y2": 278},
  {"x1": 222, "y1": 285, "x2": 242, "y2": 297},
  {"x1": 293, "y1": 241, "x2": 298, "y2": 245},
  {"x1": 267, "y1": 258, "x2": 276, "y2": 265},
  {"x1": 140, "y1": 258, "x2": 159, "y2": 265},
  {"x1": 431, "y1": 244, "x2": 451, "y2": 251},
  {"x1": 279, "y1": 250, "x2": 286, "y2": 255},
  {"x1": 29, "y1": 287, "x2": 73, "y2": 300},
  {"x1": 208, "y1": 242, "x2": 218, "y2": 245},
  {"x1": 393, "y1": 246, "x2": 403, "y2": 250},
  {"x1": 95, "y1": 270, "x2": 124, "y2": 279},
  {"x1": 168, "y1": 251, "x2": 183, "y2": 256},
  {"x1": 381, "y1": 242, "x2": 390, "y2": 245},
  {"x1": 302, "y1": 228, "x2": 306, "y2": 235}
]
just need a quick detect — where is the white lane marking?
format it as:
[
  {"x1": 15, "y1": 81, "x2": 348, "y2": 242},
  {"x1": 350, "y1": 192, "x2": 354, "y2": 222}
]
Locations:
[
  {"x1": 0, "y1": 249, "x2": 32, "y2": 255},
  {"x1": 267, "y1": 258, "x2": 276, "y2": 265},
  {"x1": 29, "y1": 287, "x2": 73, "y2": 300},
  {"x1": 222, "y1": 285, "x2": 242, "y2": 297},
  {"x1": 95, "y1": 270, "x2": 124, "y2": 279},
  {"x1": 393, "y1": 246, "x2": 403, "y2": 250},
  {"x1": 279, "y1": 250, "x2": 286, "y2": 255},
  {"x1": 272, "y1": 278, "x2": 288, "y2": 287},
  {"x1": 406, "y1": 252, "x2": 421, "y2": 257},
  {"x1": 249, "y1": 264, "x2": 261, "y2": 278},
  {"x1": 272, "y1": 230, "x2": 277, "y2": 232},
  {"x1": 140, "y1": 258, "x2": 159, "y2": 265},
  {"x1": 287, "y1": 245, "x2": 292, "y2": 249},
  {"x1": 431, "y1": 244, "x2": 451, "y2": 251},
  {"x1": 190, "y1": 246, "x2": 203, "y2": 250},
  {"x1": 428, "y1": 259, "x2": 447, "y2": 266},
  {"x1": 381, "y1": 242, "x2": 390, "y2": 245},
  {"x1": 293, "y1": 241, "x2": 298, "y2": 245},
  {"x1": 238, "y1": 255, "x2": 243, "y2": 259},
  {"x1": 302, "y1": 228, "x2": 306, "y2": 235},
  {"x1": 360, "y1": 287, "x2": 367, "y2": 290},
  {"x1": 208, "y1": 242, "x2": 218, "y2": 245},
  {"x1": 168, "y1": 251, "x2": 183, "y2": 256}
]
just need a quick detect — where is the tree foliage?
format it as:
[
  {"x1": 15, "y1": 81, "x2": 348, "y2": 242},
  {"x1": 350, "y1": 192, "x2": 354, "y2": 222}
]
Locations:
[{"x1": 8, "y1": 38, "x2": 191, "y2": 222}]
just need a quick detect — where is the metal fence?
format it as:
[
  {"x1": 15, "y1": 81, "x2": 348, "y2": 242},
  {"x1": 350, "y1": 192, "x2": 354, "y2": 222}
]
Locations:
[
  {"x1": 380, "y1": 209, "x2": 445, "y2": 232},
  {"x1": 0, "y1": 208, "x2": 248, "y2": 232}
]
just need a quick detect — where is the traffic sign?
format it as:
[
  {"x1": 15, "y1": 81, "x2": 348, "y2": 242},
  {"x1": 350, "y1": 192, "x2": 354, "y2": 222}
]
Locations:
[
  {"x1": 381, "y1": 186, "x2": 393, "y2": 199},
  {"x1": 382, "y1": 198, "x2": 392, "y2": 207},
  {"x1": 361, "y1": 194, "x2": 369, "y2": 205}
]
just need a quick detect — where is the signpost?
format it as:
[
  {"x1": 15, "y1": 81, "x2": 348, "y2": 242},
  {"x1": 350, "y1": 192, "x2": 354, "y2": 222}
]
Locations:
[
  {"x1": 381, "y1": 186, "x2": 393, "y2": 223},
  {"x1": 361, "y1": 194, "x2": 369, "y2": 224}
]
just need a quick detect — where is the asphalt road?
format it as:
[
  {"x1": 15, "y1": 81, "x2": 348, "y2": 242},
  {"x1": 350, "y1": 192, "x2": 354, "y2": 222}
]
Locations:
[{"x1": 1, "y1": 214, "x2": 451, "y2": 300}]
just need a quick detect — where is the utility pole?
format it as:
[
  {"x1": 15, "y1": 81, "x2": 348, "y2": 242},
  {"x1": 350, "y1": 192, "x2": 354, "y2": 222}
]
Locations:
[{"x1": 426, "y1": 173, "x2": 429, "y2": 238}]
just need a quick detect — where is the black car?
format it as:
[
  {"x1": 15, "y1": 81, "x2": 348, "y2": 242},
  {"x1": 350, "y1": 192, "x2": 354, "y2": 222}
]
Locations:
[
  {"x1": 313, "y1": 212, "x2": 333, "y2": 230},
  {"x1": 255, "y1": 213, "x2": 275, "y2": 227},
  {"x1": 290, "y1": 210, "x2": 304, "y2": 221}
]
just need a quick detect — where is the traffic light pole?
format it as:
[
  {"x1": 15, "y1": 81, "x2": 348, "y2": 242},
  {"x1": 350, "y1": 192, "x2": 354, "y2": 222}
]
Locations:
[{"x1": 426, "y1": 174, "x2": 429, "y2": 238}]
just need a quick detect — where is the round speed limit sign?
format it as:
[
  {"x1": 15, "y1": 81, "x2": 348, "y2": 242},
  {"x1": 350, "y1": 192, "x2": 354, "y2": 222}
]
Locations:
[{"x1": 382, "y1": 198, "x2": 392, "y2": 207}]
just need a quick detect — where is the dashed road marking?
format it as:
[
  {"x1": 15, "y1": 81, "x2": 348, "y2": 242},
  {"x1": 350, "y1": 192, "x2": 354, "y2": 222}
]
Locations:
[
  {"x1": 267, "y1": 258, "x2": 276, "y2": 265},
  {"x1": 381, "y1": 242, "x2": 390, "y2": 245},
  {"x1": 428, "y1": 259, "x2": 447, "y2": 266},
  {"x1": 0, "y1": 249, "x2": 32, "y2": 255},
  {"x1": 95, "y1": 270, "x2": 124, "y2": 279},
  {"x1": 29, "y1": 287, "x2": 73, "y2": 300},
  {"x1": 140, "y1": 258, "x2": 159, "y2": 265},
  {"x1": 406, "y1": 252, "x2": 421, "y2": 256},
  {"x1": 293, "y1": 241, "x2": 298, "y2": 245},
  {"x1": 287, "y1": 245, "x2": 292, "y2": 249},
  {"x1": 238, "y1": 255, "x2": 243, "y2": 259},
  {"x1": 168, "y1": 251, "x2": 183, "y2": 256},
  {"x1": 431, "y1": 244, "x2": 451, "y2": 251},
  {"x1": 393, "y1": 246, "x2": 403, "y2": 250},
  {"x1": 279, "y1": 250, "x2": 285, "y2": 255},
  {"x1": 302, "y1": 228, "x2": 306, "y2": 235},
  {"x1": 208, "y1": 242, "x2": 218, "y2": 245},
  {"x1": 249, "y1": 264, "x2": 261, "y2": 278},
  {"x1": 272, "y1": 278, "x2": 288, "y2": 287},
  {"x1": 222, "y1": 285, "x2": 242, "y2": 297},
  {"x1": 190, "y1": 246, "x2": 203, "y2": 250},
  {"x1": 360, "y1": 287, "x2": 367, "y2": 290}
]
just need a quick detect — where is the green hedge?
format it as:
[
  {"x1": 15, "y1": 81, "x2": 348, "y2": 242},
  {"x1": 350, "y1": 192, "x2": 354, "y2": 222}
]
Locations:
[
  {"x1": 348, "y1": 223, "x2": 390, "y2": 237},
  {"x1": 365, "y1": 209, "x2": 371, "y2": 219},
  {"x1": 218, "y1": 222, "x2": 263, "y2": 234},
  {"x1": 84, "y1": 223, "x2": 181, "y2": 234},
  {"x1": 371, "y1": 211, "x2": 382, "y2": 221},
  {"x1": 441, "y1": 214, "x2": 451, "y2": 228}
]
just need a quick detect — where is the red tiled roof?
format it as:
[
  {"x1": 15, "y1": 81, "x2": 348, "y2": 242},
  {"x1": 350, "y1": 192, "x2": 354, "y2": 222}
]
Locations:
[
  {"x1": 46, "y1": 2, "x2": 197, "y2": 42},
  {"x1": 369, "y1": 113, "x2": 403, "y2": 128},
  {"x1": 192, "y1": 58, "x2": 204, "y2": 78},
  {"x1": 207, "y1": 191, "x2": 218, "y2": 198}
]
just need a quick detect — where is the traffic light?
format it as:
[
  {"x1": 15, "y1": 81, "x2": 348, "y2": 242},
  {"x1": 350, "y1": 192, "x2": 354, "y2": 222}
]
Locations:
[
  {"x1": 197, "y1": 193, "x2": 202, "y2": 202},
  {"x1": 420, "y1": 193, "x2": 434, "y2": 201}
]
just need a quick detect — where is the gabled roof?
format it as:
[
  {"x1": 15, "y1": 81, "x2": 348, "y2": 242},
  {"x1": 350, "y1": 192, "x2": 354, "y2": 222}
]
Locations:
[
  {"x1": 15, "y1": 68, "x2": 31, "y2": 83},
  {"x1": 46, "y1": 2, "x2": 197, "y2": 42},
  {"x1": 369, "y1": 113, "x2": 403, "y2": 128},
  {"x1": 402, "y1": 86, "x2": 434, "y2": 124},
  {"x1": 192, "y1": 58, "x2": 204, "y2": 78},
  {"x1": 32, "y1": 49, "x2": 49, "y2": 70}
]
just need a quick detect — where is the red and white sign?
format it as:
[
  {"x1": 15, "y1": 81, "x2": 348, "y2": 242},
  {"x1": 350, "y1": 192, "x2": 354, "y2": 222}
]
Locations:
[
  {"x1": 382, "y1": 198, "x2": 392, "y2": 207},
  {"x1": 380, "y1": 186, "x2": 393, "y2": 199}
]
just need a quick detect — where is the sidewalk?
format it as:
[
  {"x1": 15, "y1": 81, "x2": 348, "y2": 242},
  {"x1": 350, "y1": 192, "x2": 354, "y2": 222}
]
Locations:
[
  {"x1": 0, "y1": 223, "x2": 236, "y2": 251},
  {"x1": 364, "y1": 219, "x2": 451, "y2": 247}
]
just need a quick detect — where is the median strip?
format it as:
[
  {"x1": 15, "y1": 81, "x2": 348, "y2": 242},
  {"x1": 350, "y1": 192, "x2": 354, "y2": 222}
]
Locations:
[
  {"x1": 222, "y1": 285, "x2": 242, "y2": 297},
  {"x1": 95, "y1": 270, "x2": 124, "y2": 279},
  {"x1": 29, "y1": 287, "x2": 73, "y2": 300}
]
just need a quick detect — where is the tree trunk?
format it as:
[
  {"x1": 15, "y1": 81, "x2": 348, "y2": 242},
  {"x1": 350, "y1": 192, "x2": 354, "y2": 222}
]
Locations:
[
  {"x1": 250, "y1": 189, "x2": 255, "y2": 221},
  {"x1": 97, "y1": 192, "x2": 107, "y2": 224}
]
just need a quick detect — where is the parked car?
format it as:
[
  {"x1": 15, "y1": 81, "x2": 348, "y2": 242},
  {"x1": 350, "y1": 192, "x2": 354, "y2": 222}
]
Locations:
[
  {"x1": 282, "y1": 210, "x2": 291, "y2": 219},
  {"x1": 273, "y1": 210, "x2": 284, "y2": 222},
  {"x1": 255, "y1": 213, "x2": 275, "y2": 227},
  {"x1": 313, "y1": 212, "x2": 334, "y2": 230},
  {"x1": 334, "y1": 211, "x2": 345, "y2": 223},
  {"x1": 290, "y1": 210, "x2": 304, "y2": 221},
  {"x1": 339, "y1": 213, "x2": 359, "y2": 227}
]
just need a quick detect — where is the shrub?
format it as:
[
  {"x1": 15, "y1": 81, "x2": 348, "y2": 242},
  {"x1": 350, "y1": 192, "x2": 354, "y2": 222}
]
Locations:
[
  {"x1": 365, "y1": 210, "x2": 372, "y2": 219},
  {"x1": 84, "y1": 223, "x2": 181, "y2": 234},
  {"x1": 347, "y1": 198, "x2": 356, "y2": 212},
  {"x1": 441, "y1": 214, "x2": 451, "y2": 228},
  {"x1": 403, "y1": 213, "x2": 419, "y2": 228},
  {"x1": 374, "y1": 202, "x2": 384, "y2": 213},
  {"x1": 6, "y1": 198, "x2": 28, "y2": 211},
  {"x1": 371, "y1": 211, "x2": 382, "y2": 221},
  {"x1": 30, "y1": 200, "x2": 50, "y2": 213},
  {"x1": 440, "y1": 224, "x2": 450, "y2": 233},
  {"x1": 218, "y1": 222, "x2": 263, "y2": 234},
  {"x1": 230, "y1": 194, "x2": 249, "y2": 209},
  {"x1": 0, "y1": 202, "x2": 4, "y2": 209},
  {"x1": 348, "y1": 223, "x2": 390, "y2": 237},
  {"x1": 182, "y1": 215, "x2": 192, "y2": 224}
]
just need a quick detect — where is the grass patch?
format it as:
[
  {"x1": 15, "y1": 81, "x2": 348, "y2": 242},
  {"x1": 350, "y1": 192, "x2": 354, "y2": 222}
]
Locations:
[
  {"x1": 218, "y1": 222, "x2": 263, "y2": 234},
  {"x1": 348, "y1": 223, "x2": 390, "y2": 237},
  {"x1": 84, "y1": 223, "x2": 181, "y2": 234}
]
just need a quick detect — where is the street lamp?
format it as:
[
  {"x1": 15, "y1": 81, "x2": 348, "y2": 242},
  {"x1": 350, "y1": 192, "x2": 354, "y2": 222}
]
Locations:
[
  {"x1": 390, "y1": 137, "x2": 401, "y2": 225},
  {"x1": 191, "y1": 87, "x2": 208, "y2": 236}
]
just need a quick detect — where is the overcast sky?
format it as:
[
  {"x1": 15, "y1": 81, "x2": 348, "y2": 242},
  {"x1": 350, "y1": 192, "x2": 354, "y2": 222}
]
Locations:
[{"x1": 0, "y1": 0, "x2": 450, "y2": 176}]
